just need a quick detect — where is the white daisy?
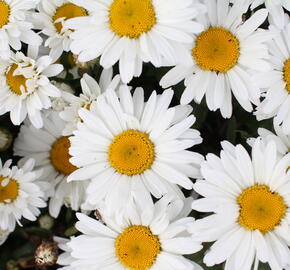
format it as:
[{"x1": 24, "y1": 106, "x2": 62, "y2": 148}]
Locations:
[
  {"x1": 0, "y1": 0, "x2": 42, "y2": 60},
  {"x1": 0, "y1": 45, "x2": 63, "y2": 128},
  {"x1": 55, "y1": 237, "x2": 78, "y2": 270},
  {"x1": 160, "y1": 0, "x2": 272, "y2": 118},
  {"x1": 68, "y1": 86, "x2": 203, "y2": 213},
  {"x1": 190, "y1": 140, "x2": 290, "y2": 270},
  {"x1": 0, "y1": 229, "x2": 10, "y2": 246},
  {"x1": 248, "y1": 123, "x2": 290, "y2": 157},
  {"x1": 64, "y1": 0, "x2": 205, "y2": 83},
  {"x1": 231, "y1": 0, "x2": 290, "y2": 29},
  {"x1": 57, "y1": 195, "x2": 203, "y2": 270},
  {"x1": 0, "y1": 158, "x2": 46, "y2": 232},
  {"x1": 60, "y1": 69, "x2": 120, "y2": 136},
  {"x1": 32, "y1": 0, "x2": 89, "y2": 61},
  {"x1": 13, "y1": 111, "x2": 89, "y2": 218},
  {"x1": 255, "y1": 19, "x2": 290, "y2": 134},
  {"x1": 49, "y1": 81, "x2": 74, "y2": 112}
]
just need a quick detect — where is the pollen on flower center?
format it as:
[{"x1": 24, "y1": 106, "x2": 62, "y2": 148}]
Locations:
[
  {"x1": 283, "y1": 59, "x2": 290, "y2": 93},
  {"x1": 6, "y1": 64, "x2": 28, "y2": 95},
  {"x1": 192, "y1": 27, "x2": 240, "y2": 73},
  {"x1": 108, "y1": 130, "x2": 155, "y2": 176},
  {"x1": 237, "y1": 185, "x2": 287, "y2": 234},
  {"x1": 115, "y1": 225, "x2": 161, "y2": 270},
  {"x1": 53, "y1": 3, "x2": 87, "y2": 33},
  {"x1": 0, "y1": 176, "x2": 19, "y2": 204},
  {"x1": 50, "y1": 136, "x2": 77, "y2": 176},
  {"x1": 109, "y1": 0, "x2": 156, "y2": 39},
  {"x1": 0, "y1": 1, "x2": 10, "y2": 28}
]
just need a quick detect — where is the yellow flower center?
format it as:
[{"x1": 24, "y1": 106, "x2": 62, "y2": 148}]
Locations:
[
  {"x1": 53, "y1": 3, "x2": 87, "y2": 33},
  {"x1": 109, "y1": 0, "x2": 156, "y2": 39},
  {"x1": 237, "y1": 185, "x2": 287, "y2": 234},
  {"x1": 0, "y1": 1, "x2": 10, "y2": 28},
  {"x1": 50, "y1": 136, "x2": 77, "y2": 176},
  {"x1": 283, "y1": 59, "x2": 290, "y2": 93},
  {"x1": 115, "y1": 225, "x2": 161, "y2": 270},
  {"x1": 108, "y1": 130, "x2": 155, "y2": 176},
  {"x1": 192, "y1": 27, "x2": 240, "y2": 73},
  {"x1": 6, "y1": 64, "x2": 28, "y2": 95},
  {"x1": 0, "y1": 176, "x2": 19, "y2": 204}
]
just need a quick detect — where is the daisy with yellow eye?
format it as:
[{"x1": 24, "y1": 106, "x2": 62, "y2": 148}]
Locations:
[
  {"x1": 32, "y1": 0, "x2": 88, "y2": 61},
  {"x1": 59, "y1": 69, "x2": 120, "y2": 136},
  {"x1": 13, "y1": 111, "x2": 89, "y2": 218},
  {"x1": 64, "y1": 0, "x2": 205, "y2": 83},
  {"x1": 57, "y1": 195, "x2": 203, "y2": 270},
  {"x1": 255, "y1": 19, "x2": 290, "y2": 135},
  {"x1": 0, "y1": 0, "x2": 42, "y2": 60},
  {"x1": 160, "y1": 0, "x2": 271, "y2": 118},
  {"x1": 0, "y1": 158, "x2": 46, "y2": 232},
  {"x1": 68, "y1": 85, "x2": 203, "y2": 213},
  {"x1": 0, "y1": 46, "x2": 63, "y2": 128},
  {"x1": 190, "y1": 140, "x2": 290, "y2": 270}
]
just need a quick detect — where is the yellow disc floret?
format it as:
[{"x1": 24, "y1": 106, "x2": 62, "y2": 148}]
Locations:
[
  {"x1": 109, "y1": 0, "x2": 156, "y2": 39},
  {"x1": 192, "y1": 27, "x2": 240, "y2": 73},
  {"x1": 6, "y1": 64, "x2": 28, "y2": 95},
  {"x1": 0, "y1": 1, "x2": 10, "y2": 28},
  {"x1": 0, "y1": 176, "x2": 19, "y2": 204},
  {"x1": 50, "y1": 136, "x2": 77, "y2": 176},
  {"x1": 108, "y1": 130, "x2": 155, "y2": 175},
  {"x1": 237, "y1": 185, "x2": 287, "y2": 234},
  {"x1": 283, "y1": 59, "x2": 290, "y2": 93},
  {"x1": 53, "y1": 3, "x2": 87, "y2": 33},
  {"x1": 115, "y1": 225, "x2": 161, "y2": 270}
]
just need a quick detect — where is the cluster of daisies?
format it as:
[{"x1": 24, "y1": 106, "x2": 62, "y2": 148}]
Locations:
[{"x1": 0, "y1": 0, "x2": 290, "y2": 269}]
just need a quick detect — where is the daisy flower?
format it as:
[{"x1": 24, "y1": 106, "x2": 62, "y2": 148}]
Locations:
[
  {"x1": 0, "y1": 158, "x2": 46, "y2": 232},
  {"x1": 60, "y1": 69, "x2": 120, "y2": 136},
  {"x1": 190, "y1": 140, "x2": 290, "y2": 269},
  {"x1": 57, "y1": 195, "x2": 203, "y2": 270},
  {"x1": 49, "y1": 81, "x2": 74, "y2": 112},
  {"x1": 32, "y1": 0, "x2": 89, "y2": 61},
  {"x1": 13, "y1": 111, "x2": 89, "y2": 218},
  {"x1": 64, "y1": 0, "x2": 204, "y2": 83},
  {"x1": 255, "y1": 19, "x2": 290, "y2": 134},
  {"x1": 248, "y1": 123, "x2": 290, "y2": 157},
  {"x1": 0, "y1": 0, "x2": 42, "y2": 60},
  {"x1": 0, "y1": 45, "x2": 63, "y2": 128},
  {"x1": 160, "y1": 0, "x2": 271, "y2": 118},
  {"x1": 68, "y1": 86, "x2": 203, "y2": 213},
  {"x1": 231, "y1": 0, "x2": 290, "y2": 29}
]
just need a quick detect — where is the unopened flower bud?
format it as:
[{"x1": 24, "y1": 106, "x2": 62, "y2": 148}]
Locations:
[
  {"x1": 0, "y1": 128, "x2": 12, "y2": 151},
  {"x1": 38, "y1": 215, "x2": 54, "y2": 230}
]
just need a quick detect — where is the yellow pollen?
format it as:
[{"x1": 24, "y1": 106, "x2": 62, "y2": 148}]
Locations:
[
  {"x1": 50, "y1": 136, "x2": 77, "y2": 176},
  {"x1": 109, "y1": 0, "x2": 156, "y2": 39},
  {"x1": 237, "y1": 185, "x2": 287, "y2": 234},
  {"x1": 0, "y1": 1, "x2": 10, "y2": 28},
  {"x1": 0, "y1": 176, "x2": 19, "y2": 204},
  {"x1": 115, "y1": 225, "x2": 161, "y2": 270},
  {"x1": 192, "y1": 27, "x2": 240, "y2": 73},
  {"x1": 283, "y1": 59, "x2": 290, "y2": 93},
  {"x1": 53, "y1": 3, "x2": 87, "y2": 33},
  {"x1": 6, "y1": 64, "x2": 28, "y2": 95},
  {"x1": 84, "y1": 103, "x2": 91, "y2": 110},
  {"x1": 108, "y1": 130, "x2": 155, "y2": 176}
]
